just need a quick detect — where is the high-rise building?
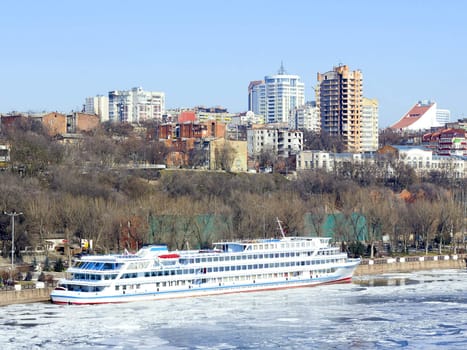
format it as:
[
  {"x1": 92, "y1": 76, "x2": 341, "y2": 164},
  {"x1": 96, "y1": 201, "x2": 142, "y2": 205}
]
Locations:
[
  {"x1": 361, "y1": 98, "x2": 379, "y2": 152},
  {"x1": 317, "y1": 65, "x2": 363, "y2": 152},
  {"x1": 84, "y1": 95, "x2": 109, "y2": 122},
  {"x1": 108, "y1": 87, "x2": 165, "y2": 123},
  {"x1": 248, "y1": 80, "x2": 265, "y2": 116},
  {"x1": 249, "y1": 64, "x2": 305, "y2": 124}
]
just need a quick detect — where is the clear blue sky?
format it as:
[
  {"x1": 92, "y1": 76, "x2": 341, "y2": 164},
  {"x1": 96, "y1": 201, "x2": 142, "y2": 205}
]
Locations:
[{"x1": 1, "y1": 0, "x2": 466, "y2": 127}]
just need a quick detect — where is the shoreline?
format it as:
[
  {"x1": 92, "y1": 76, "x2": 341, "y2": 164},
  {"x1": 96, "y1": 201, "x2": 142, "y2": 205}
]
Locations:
[
  {"x1": 1, "y1": 254, "x2": 465, "y2": 307},
  {"x1": 355, "y1": 253, "x2": 466, "y2": 276}
]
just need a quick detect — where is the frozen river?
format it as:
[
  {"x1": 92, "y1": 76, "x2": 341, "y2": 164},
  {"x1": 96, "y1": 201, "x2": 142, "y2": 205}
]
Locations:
[{"x1": 0, "y1": 269, "x2": 465, "y2": 349}]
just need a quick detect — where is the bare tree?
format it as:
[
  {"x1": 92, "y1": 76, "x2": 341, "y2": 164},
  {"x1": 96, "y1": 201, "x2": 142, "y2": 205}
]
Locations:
[{"x1": 407, "y1": 200, "x2": 438, "y2": 255}]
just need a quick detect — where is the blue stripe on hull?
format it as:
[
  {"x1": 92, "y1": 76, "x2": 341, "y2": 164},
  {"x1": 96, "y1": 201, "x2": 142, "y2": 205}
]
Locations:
[{"x1": 51, "y1": 273, "x2": 355, "y2": 305}]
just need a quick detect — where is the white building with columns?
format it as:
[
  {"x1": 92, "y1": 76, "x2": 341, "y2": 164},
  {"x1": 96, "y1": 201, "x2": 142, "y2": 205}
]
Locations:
[{"x1": 296, "y1": 146, "x2": 466, "y2": 179}]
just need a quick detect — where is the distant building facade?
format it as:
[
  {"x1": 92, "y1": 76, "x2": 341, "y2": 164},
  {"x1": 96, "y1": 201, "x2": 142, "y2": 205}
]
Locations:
[
  {"x1": 390, "y1": 100, "x2": 448, "y2": 131},
  {"x1": 42, "y1": 112, "x2": 67, "y2": 136},
  {"x1": 194, "y1": 106, "x2": 235, "y2": 124},
  {"x1": 84, "y1": 95, "x2": 109, "y2": 122},
  {"x1": 423, "y1": 128, "x2": 467, "y2": 156},
  {"x1": 361, "y1": 98, "x2": 379, "y2": 152},
  {"x1": 296, "y1": 146, "x2": 466, "y2": 179},
  {"x1": 289, "y1": 101, "x2": 320, "y2": 132},
  {"x1": 247, "y1": 126, "x2": 303, "y2": 158},
  {"x1": 317, "y1": 65, "x2": 363, "y2": 153},
  {"x1": 249, "y1": 64, "x2": 305, "y2": 124},
  {"x1": 109, "y1": 87, "x2": 165, "y2": 123},
  {"x1": 248, "y1": 80, "x2": 266, "y2": 117},
  {"x1": 209, "y1": 139, "x2": 248, "y2": 172}
]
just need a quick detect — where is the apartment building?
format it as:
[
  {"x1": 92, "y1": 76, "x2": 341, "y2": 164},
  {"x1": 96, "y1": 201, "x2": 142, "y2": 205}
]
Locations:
[
  {"x1": 247, "y1": 126, "x2": 303, "y2": 158},
  {"x1": 289, "y1": 101, "x2": 320, "y2": 132},
  {"x1": 249, "y1": 63, "x2": 305, "y2": 124},
  {"x1": 317, "y1": 65, "x2": 363, "y2": 153},
  {"x1": 109, "y1": 87, "x2": 165, "y2": 123},
  {"x1": 84, "y1": 95, "x2": 109, "y2": 122},
  {"x1": 361, "y1": 98, "x2": 379, "y2": 152}
]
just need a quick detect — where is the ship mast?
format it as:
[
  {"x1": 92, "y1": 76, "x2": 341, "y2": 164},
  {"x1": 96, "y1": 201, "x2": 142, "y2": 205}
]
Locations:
[{"x1": 276, "y1": 217, "x2": 287, "y2": 239}]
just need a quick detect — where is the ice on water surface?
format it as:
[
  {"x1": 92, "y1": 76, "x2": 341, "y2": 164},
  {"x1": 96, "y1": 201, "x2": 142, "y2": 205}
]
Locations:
[{"x1": 0, "y1": 269, "x2": 465, "y2": 349}]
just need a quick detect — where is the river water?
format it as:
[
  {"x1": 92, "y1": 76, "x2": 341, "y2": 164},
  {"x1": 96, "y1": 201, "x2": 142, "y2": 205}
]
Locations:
[{"x1": 0, "y1": 269, "x2": 465, "y2": 349}]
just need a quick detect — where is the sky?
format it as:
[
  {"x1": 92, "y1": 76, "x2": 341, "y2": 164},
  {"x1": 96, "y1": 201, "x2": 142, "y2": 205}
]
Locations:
[{"x1": 1, "y1": 0, "x2": 466, "y2": 127}]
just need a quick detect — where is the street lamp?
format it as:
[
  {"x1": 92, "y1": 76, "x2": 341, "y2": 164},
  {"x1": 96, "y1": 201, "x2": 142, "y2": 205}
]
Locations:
[{"x1": 4, "y1": 210, "x2": 23, "y2": 271}]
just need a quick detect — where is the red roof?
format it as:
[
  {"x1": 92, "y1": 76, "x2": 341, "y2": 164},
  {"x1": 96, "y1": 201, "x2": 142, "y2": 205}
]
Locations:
[{"x1": 390, "y1": 103, "x2": 433, "y2": 130}]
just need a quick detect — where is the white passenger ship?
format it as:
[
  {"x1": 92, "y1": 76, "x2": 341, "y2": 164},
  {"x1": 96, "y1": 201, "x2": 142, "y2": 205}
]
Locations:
[{"x1": 51, "y1": 223, "x2": 360, "y2": 305}]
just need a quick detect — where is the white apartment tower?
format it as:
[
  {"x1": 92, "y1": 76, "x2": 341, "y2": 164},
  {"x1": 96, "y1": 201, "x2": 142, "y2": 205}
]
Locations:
[
  {"x1": 84, "y1": 95, "x2": 109, "y2": 122},
  {"x1": 108, "y1": 87, "x2": 165, "y2": 123},
  {"x1": 249, "y1": 64, "x2": 305, "y2": 124},
  {"x1": 361, "y1": 98, "x2": 379, "y2": 152}
]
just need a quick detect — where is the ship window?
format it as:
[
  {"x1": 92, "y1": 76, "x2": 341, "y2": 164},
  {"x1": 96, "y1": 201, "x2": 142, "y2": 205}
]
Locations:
[
  {"x1": 259, "y1": 245, "x2": 263, "y2": 250},
  {"x1": 248, "y1": 265, "x2": 253, "y2": 270},
  {"x1": 115, "y1": 286, "x2": 119, "y2": 291}
]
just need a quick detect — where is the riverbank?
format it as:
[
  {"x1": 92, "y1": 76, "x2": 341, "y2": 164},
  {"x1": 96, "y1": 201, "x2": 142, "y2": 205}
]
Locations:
[
  {"x1": 355, "y1": 253, "x2": 466, "y2": 276},
  {"x1": 0, "y1": 286, "x2": 54, "y2": 307},
  {"x1": 1, "y1": 254, "x2": 465, "y2": 306}
]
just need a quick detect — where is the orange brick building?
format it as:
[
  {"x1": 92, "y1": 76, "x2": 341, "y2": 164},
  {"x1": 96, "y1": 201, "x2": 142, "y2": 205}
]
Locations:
[
  {"x1": 74, "y1": 112, "x2": 100, "y2": 133},
  {"x1": 159, "y1": 121, "x2": 226, "y2": 167},
  {"x1": 42, "y1": 112, "x2": 67, "y2": 136}
]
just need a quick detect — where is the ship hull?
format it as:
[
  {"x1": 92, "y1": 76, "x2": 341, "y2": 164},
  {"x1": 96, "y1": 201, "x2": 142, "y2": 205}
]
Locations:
[{"x1": 51, "y1": 263, "x2": 358, "y2": 305}]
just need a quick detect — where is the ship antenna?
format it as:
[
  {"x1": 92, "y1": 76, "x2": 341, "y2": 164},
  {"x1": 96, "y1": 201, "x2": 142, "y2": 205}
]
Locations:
[{"x1": 276, "y1": 217, "x2": 287, "y2": 239}]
